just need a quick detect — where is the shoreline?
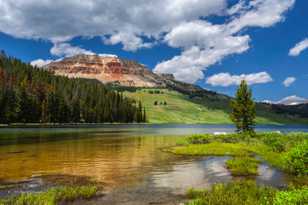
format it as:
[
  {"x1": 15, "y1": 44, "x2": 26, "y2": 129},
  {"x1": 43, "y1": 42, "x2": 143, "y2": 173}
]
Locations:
[{"x1": 1, "y1": 122, "x2": 308, "y2": 129}]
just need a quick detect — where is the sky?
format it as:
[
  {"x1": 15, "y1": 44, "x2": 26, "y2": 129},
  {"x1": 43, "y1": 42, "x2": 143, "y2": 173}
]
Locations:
[{"x1": 0, "y1": 0, "x2": 307, "y2": 102}]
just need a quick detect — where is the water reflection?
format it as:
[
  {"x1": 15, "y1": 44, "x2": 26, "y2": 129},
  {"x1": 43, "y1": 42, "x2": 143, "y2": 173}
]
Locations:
[
  {"x1": 257, "y1": 163, "x2": 287, "y2": 188},
  {"x1": 152, "y1": 157, "x2": 232, "y2": 194},
  {"x1": 0, "y1": 125, "x2": 305, "y2": 202}
]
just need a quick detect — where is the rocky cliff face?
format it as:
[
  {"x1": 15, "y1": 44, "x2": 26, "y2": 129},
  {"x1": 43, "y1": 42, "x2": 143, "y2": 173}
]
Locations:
[{"x1": 46, "y1": 54, "x2": 167, "y2": 87}]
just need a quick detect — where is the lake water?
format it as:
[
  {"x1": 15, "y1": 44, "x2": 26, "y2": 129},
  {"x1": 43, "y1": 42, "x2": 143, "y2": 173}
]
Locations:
[{"x1": 0, "y1": 124, "x2": 307, "y2": 204}]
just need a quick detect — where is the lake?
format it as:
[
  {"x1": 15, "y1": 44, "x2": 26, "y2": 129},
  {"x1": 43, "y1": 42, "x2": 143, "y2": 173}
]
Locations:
[{"x1": 0, "y1": 124, "x2": 307, "y2": 204}]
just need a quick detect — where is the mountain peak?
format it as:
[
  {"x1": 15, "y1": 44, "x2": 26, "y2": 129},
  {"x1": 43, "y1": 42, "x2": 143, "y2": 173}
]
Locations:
[{"x1": 46, "y1": 54, "x2": 166, "y2": 87}]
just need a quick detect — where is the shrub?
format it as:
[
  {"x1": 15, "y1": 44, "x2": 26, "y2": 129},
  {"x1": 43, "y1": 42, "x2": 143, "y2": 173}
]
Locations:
[
  {"x1": 260, "y1": 133, "x2": 286, "y2": 152},
  {"x1": 283, "y1": 141, "x2": 308, "y2": 175},
  {"x1": 226, "y1": 157, "x2": 259, "y2": 176},
  {"x1": 187, "y1": 135, "x2": 212, "y2": 144},
  {"x1": 273, "y1": 187, "x2": 308, "y2": 205}
]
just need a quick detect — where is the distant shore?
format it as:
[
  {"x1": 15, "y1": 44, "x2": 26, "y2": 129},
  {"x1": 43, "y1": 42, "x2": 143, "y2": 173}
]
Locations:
[{"x1": 1, "y1": 122, "x2": 308, "y2": 129}]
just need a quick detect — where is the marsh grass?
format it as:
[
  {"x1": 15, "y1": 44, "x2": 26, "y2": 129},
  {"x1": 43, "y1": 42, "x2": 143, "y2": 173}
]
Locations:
[
  {"x1": 171, "y1": 132, "x2": 308, "y2": 176},
  {"x1": 170, "y1": 142, "x2": 250, "y2": 157},
  {"x1": 186, "y1": 181, "x2": 276, "y2": 205},
  {"x1": 0, "y1": 185, "x2": 98, "y2": 205},
  {"x1": 186, "y1": 181, "x2": 308, "y2": 205},
  {"x1": 226, "y1": 157, "x2": 259, "y2": 176}
]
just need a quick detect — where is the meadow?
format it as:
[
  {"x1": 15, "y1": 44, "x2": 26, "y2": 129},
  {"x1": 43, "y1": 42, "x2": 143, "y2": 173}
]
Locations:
[
  {"x1": 124, "y1": 89, "x2": 308, "y2": 124},
  {"x1": 169, "y1": 132, "x2": 308, "y2": 205}
]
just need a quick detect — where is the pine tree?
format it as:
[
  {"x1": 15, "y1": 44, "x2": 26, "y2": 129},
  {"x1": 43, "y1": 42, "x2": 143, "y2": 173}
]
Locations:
[
  {"x1": 0, "y1": 54, "x2": 146, "y2": 124},
  {"x1": 230, "y1": 80, "x2": 256, "y2": 135}
]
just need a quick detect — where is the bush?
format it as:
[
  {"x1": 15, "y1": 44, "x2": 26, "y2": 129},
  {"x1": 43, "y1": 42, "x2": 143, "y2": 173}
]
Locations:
[
  {"x1": 260, "y1": 133, "x2": 286, "y2": 152},
  {"x1": 226, "y1": 157, "x2": 259, "y2": 176},
  {"x1": 187, "y1": 135, "x2": 212, "y2": 144},
  {"x1": 273, "y1": 187, "x2": 308, "y2": 205},
  {"x1": 283, "y1": 141, "x2": 308, "y2": 175}
]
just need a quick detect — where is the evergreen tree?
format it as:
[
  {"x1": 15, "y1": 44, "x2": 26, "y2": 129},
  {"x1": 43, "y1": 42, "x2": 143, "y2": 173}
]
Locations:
[
  {"x1": 230, "y1": 80, "x2": 256, "y2": 134},
  {"x1": 0, "y1": 54, "x2": 146, "y2": 124}
]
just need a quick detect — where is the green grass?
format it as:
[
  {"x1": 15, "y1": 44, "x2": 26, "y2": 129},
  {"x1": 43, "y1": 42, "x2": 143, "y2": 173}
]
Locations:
[
  {"x1": 186, "y1": 181, "x2": 308, "y2": 205},
  {"x1": 170, "y1": 142, "x2": 250, "y2": 156},
  {"x1": 124, "y1": 88, "x2": 308, "y2": 124},
  {"x1": 125, "y1": 89, "x2": 231, "y2": 124},
  {"x1": 226, "y1": 157, "x2": 259, "y2": 176},
  {"x1": 0, "y1": 185, "x2": 98, "y2": 205},
  {"x1": 170, "y1": 133, "x2": 308, "y2": 176}
]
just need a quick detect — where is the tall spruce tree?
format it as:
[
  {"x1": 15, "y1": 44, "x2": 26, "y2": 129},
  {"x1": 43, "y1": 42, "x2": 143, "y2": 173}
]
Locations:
[{"x1": 230, "y1": 80, "x2": 256, "y2": 134}]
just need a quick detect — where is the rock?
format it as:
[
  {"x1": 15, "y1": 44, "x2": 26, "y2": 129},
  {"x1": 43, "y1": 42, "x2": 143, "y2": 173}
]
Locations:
[{"x1": 46, "y1": 54, "x2": 167, "y2": 88}]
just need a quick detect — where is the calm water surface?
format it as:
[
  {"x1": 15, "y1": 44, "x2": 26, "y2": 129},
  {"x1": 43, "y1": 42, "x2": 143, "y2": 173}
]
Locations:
[{"x1": 0, "y1": 124, "x2": 307, "y2": 203}]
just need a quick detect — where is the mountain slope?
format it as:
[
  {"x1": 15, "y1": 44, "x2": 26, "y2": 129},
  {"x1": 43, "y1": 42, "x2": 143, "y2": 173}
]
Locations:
[
  {"x1": 46, "y1": 54, "x2": 308, "y2": 124},
  {"x1": 124, "y1": 89, "x2": 308, "y2": 124},
  {"x1": 46, "y1": 54, "x2": 167, "y2": 87}
]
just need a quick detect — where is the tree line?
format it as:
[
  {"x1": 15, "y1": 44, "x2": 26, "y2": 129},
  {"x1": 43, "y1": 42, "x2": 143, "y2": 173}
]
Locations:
[{"x1": 0, "y1": 52, "x2": 146, "y2": 124}]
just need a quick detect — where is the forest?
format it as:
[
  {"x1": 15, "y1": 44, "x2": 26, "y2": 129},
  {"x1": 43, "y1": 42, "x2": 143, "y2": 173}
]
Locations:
[{"x1": 0, "y1": 52, "x2": 146, "y2": 124}]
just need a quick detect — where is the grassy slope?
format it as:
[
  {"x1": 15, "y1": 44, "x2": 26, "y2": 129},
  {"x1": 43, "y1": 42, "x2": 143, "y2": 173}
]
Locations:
[
  {"x1": 125, "y1": 89, "x2": 230, "y2": 124},
  {"x1": 124, "y1": 89, "x2": 308, "y2": 124}
]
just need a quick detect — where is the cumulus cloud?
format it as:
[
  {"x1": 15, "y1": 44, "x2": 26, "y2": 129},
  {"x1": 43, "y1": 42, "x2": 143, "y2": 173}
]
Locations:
[
  {"x1": 227, "y1": 0, "x2": 295, "y2": 33},
  {"x1": 50, "y1": 43, "x2": 94, "y2": 57},
  {"x1": 155, "y1": 20, "x2": 250, "y2": 82},
  {"x1": 283, "y1": 77, "x2": 296, "y2": 87},
  {"x1": 0, "y1": 0, "x2": 295, "y2": 83},
  {"x1": 30, "y1": 59, "x2": 54, "y2": 67},
  {"x1": 155, "y1": 0, "x2": 295, "y2": 83},
  {"x1": 103, "y1": 33, "x2": 153, "y2": 52},
  {"x1": 206, "y1": 72, "x2": 273, "y2": 87},
  {"x1": 0, "y1": 0, "x2": 225, "y2": 52},
  {"x1": 289, "y1": 38, "x2": 308, "y2": 56}
]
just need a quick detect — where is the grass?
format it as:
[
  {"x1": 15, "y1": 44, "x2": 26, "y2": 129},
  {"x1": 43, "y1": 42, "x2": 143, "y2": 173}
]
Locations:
[
  {"x1": 124, "y1": 88, "x2": 308, "y2": 124},
  {"x1": 169, "y1": 132, "x2": 308, "y2": 177},
  {"x1": 170, "y1": 142, "x2": 250, "y2": 156},
  {"x1": 226, "y1": 157, "x2": 259, "y2": 176},
  {"x1": 0, "y1": 185, "x2": 98, "y2": 205},
  {"x1": 186, "y1": 180, "x2": 308, "y2": 205},
  {"x1": 124, "y1": 89, "x2": 231, "y2": 124}
]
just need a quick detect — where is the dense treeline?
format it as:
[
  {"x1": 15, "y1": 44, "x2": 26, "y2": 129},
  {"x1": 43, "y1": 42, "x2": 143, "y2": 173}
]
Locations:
[{"x1": 0, "y1": 52, "x2": 146, "y2": 124}]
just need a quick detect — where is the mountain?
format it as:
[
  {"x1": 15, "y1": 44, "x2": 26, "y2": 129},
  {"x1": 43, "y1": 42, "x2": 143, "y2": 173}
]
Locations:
[
  {"x1": 46, "y1": 54, "x2": 167, "y2": 87},
  {"x1": 0, "y1": 54, "x2": 146, "y2": 124},
  {"x1": 46, "y1": 54, "x2": 215, "y2": 94},
  {"x1": 276, "y1": 96, "x2": 308, "y2": 106},
  {"x1": 46, "y1": 54, "x2": 308, "y2": 124}
]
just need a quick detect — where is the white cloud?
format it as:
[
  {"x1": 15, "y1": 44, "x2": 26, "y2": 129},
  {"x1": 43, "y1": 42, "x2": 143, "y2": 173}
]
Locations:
[
  {"x1": 103, "y1": 33, "x2": 153, "y2": 51},
  {"x1": 30, "y1": 59, "x2": 54, "y2": 67},
  {"x1": 154, "y1": 20, "x2": 250, "y2": 83},
  {"x1": 0, "y1": 0, "x2": 295, "y2": 83},
  {"x1": 154, "y1": 0, "x2": 295, "y2": 83},
  {"x1": 289, "y1": 39, "x2": 308, "y2": 56},
  {"x1": 206, "y1": 72, "x2": 273, "y2": 87},
  {"x1": 227, "y1": 0, "x2": 295, "y2": 33},
  {"x1": 283, "y1": 77, "x2": 296, "y2": 87},
  {"x1": 50, "y1": 43, "x2": 94, "y2": 57},
  {"x1": 0, "y1": 0, "x2": 226, "y2": 51}
]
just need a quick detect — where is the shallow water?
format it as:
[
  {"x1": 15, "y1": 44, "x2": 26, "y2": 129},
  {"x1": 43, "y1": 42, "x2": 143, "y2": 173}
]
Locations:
[{"x1": 0, "y1": 124, "x2": 306, "y2": 203}]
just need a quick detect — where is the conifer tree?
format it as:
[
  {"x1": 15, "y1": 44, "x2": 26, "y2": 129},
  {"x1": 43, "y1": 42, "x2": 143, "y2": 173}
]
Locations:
[
  {"x1": 0, "y1": 54, "x2": 146, "y2": 124},
  {"x1": 230, "y1": 80, "x2": 256, "y2": 135}
]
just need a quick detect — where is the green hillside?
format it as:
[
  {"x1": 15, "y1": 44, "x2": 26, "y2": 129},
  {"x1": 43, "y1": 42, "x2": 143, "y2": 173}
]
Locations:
[{"x1": 124, "y1": 89, "x2": 308, "y2": 124}]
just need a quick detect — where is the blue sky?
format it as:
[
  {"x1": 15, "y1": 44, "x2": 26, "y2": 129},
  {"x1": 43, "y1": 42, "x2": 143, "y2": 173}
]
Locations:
[{"x1": 0, "y1": 0, "x2": 307, "y2": 102}]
